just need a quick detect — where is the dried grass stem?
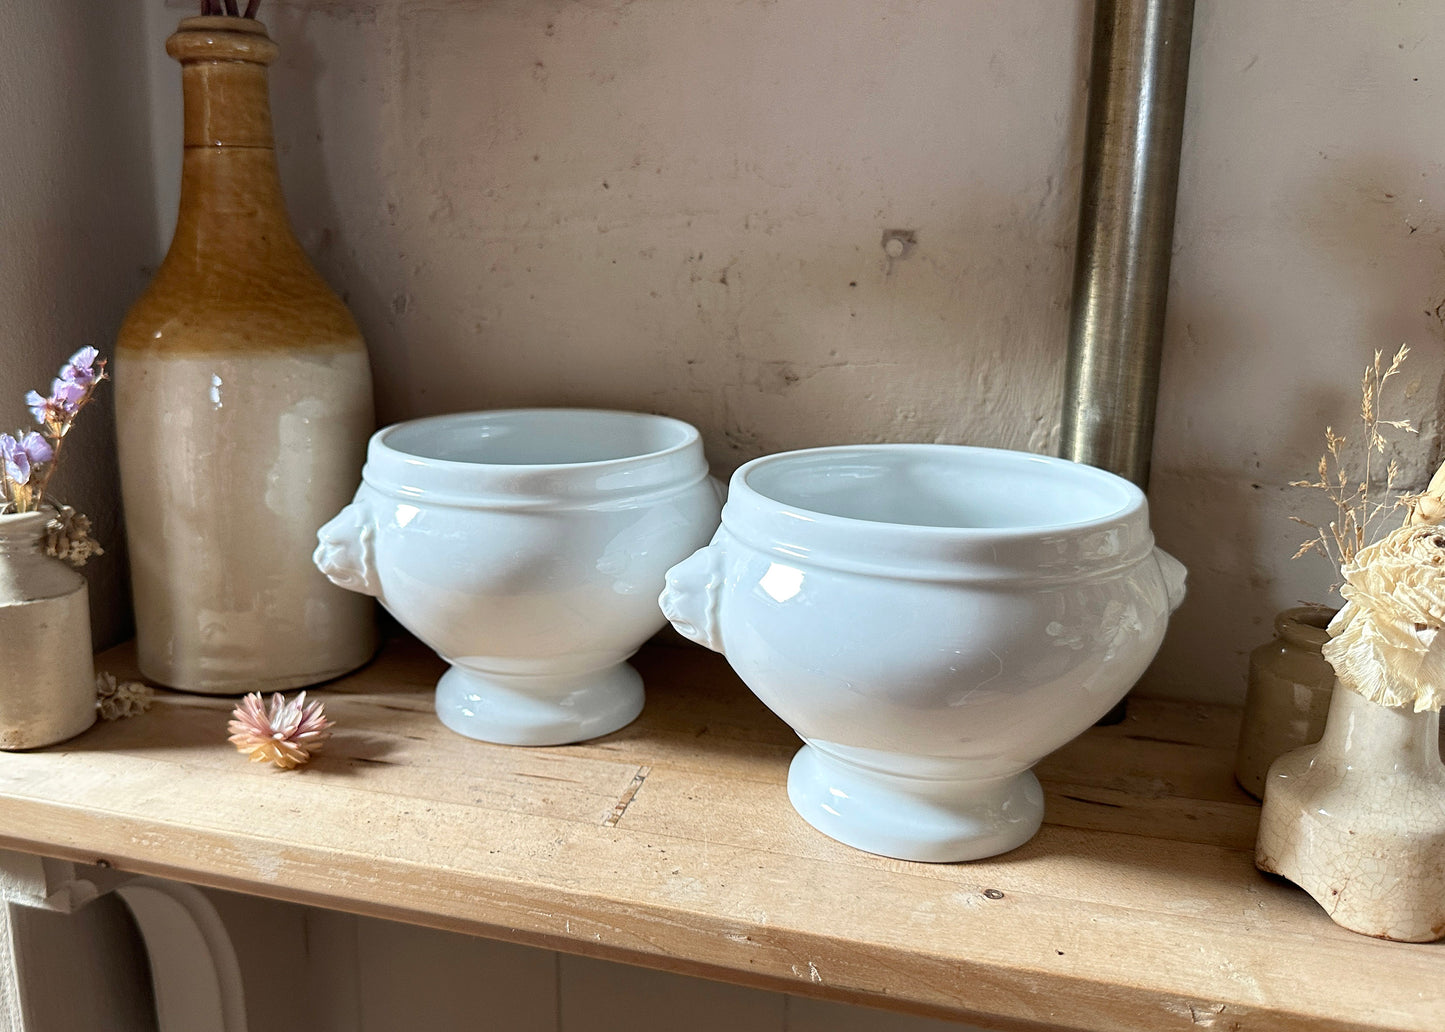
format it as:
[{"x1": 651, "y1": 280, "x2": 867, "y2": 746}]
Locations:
[{"x1": 1292, "y1": 344, "x2": 1416, "y2": 571}]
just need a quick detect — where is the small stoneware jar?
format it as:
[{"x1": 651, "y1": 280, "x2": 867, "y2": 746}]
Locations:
[
  {"x1": 0, "y1": 511, "x2": 96, "y2": 750},
  {"x1": 1257, "y1": 682, "x2": 1445, "y2": 942},
  {"x1": 315, "y1": 409, "x2": 721, "y2": 746},
  {"x1": 660, "y1": 444, "x2": 1186, "y2": 863},
  {"x1": 1233, "y1": 605, "x2": 1336, "y2": 799}
]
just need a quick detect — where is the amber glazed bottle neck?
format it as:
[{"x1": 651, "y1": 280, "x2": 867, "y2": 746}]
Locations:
[
  {"x1": 174, "y1": 20, "x2": 276, "y2": 141},
  {"x1": 135, "y1": 11, "x2": 365, "y2": 352},
  {"x1": 166, "y1": 18, "x2": 297, "y2": 262},
  {"x1": 169, "y1": 17, "x2": 279, "y2": 147}
]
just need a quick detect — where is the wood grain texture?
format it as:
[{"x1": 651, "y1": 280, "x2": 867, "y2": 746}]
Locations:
[{"x1": 0, "y1": 637, "x2": 1438, "y2": 1032}]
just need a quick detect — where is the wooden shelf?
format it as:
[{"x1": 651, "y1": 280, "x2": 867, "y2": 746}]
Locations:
[{"x1": 0, "y1": 637, "x2": 1439, "y2": 1031}]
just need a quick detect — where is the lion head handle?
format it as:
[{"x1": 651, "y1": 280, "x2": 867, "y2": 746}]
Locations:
[
  {"x1": 314, "y1": 501, "x2": 381, "y2": 598},
  {"x1": 1152, "y1": 546, "x2": 1187, "y2": 614},
  {"x1": 659, "y1": 543, "x2": 727, "y2": 654}
]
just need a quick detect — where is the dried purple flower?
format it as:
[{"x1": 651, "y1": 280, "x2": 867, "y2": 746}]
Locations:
[
  {"x1": 19, "y1": 432, "x2": 52, "y2": 466},
  {"x1": 47, "y1": 378, "x2": 87, "y2": 418},
  {"x1": 5, "y1": 348, "x2": 107, "y2": 513},
  {"x1": 60, "y1": 347, "x2": 101, "y2": 389},
  {"x1": 1, "y1": 432, "x2": 54, "y2": 489},
  {"x1": 0, "y1": 435, "x2": 30, "y2": 486},
  {"x1": 24, "y1": 391, "x2": 47, "y2": 424},
  {"x1": 26, "y1": 384, "x2": 76, "y2": 431}
]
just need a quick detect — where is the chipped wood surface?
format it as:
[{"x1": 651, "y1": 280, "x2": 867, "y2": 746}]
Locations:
[{"x1": 0, "y1": 636, "x2": 1438, "y2": 1031}]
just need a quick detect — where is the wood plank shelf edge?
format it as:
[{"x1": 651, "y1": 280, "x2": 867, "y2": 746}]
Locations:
[{"x1": 0, "y1": 636, "x2": 1437, "y2": 1032}]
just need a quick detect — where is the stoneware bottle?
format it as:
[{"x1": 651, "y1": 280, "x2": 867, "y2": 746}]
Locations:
[
  {"x1": 1233, "y1": 605, "x2": 1336, "y2": 798},
  {"x1": 1256, "y1": 682, "x2": 1445, "y2": 942},
  {"x1": 0, "y1": 511, "x2": 96, "y2": 749},
  {"x1": 115, "y1": 16, "x2": 375, "y2": 694}
]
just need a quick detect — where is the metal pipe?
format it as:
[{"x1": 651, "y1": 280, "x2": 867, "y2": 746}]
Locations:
[{"x1": 1061, "y1": 0, "x2": 1195, "y2": 489}]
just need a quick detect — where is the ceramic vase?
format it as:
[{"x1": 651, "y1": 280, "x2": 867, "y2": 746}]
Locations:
[
  {"x1": 1256, "y1": 682, "x2": 1445, "y2": 942},
  {"x1": 1233, "y1": 605, "x2": 1336, "y2": 798},
  {"x1": 115, "y1": 16, "x2": 375, "y2": 694},
  {"x1": 0, "y1": 512, "x2": 96, "y2": 750}
]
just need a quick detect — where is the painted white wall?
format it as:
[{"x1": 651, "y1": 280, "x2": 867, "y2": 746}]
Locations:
[
  {"x1": 0, "y1": 1, "x2": 157, "y2": 647},
  {"x1": 202, "y1": 889, "x2": 1001, "y2": 1032},
  {"x1": 5, "y1": 895, "x2": 157, "y2": 1031}
]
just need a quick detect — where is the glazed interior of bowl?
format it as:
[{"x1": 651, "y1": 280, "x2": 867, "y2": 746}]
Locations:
[
  {"x1": 382, "y1": 410, "x2": 695, "y2": 466},
  {"x1": 743, "y1": 446, "x2": 1137, "y2": 531}
]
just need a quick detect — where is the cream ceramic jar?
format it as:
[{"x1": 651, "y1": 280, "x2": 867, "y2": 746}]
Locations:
[
  {"x1": 315, "y1": 409, "x2": 721, "y2": 746},
  {"x1": 0, "y1": 511, "x2": 96, "y2": 750},
  {"x1": 660, "y1": 444, "x2": 1186, "y2": 862},
  {"x1": 116, "y1": 17, "x2": 376, "y2": 694}
]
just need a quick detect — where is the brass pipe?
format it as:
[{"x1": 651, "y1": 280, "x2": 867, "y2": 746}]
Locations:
[{"x1": 1061, "y1": 0, "x2": 1195, "y2": 489}]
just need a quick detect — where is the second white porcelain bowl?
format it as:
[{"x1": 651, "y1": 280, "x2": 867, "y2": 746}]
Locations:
[
  {"x1": 660, "y1": 444, "x2": 1186, "y2": 862},
  {"x1": 315, "y1": 409, "x2": 722, "y2": 745}
]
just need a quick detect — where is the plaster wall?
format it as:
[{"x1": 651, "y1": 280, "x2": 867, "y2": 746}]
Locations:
[
  {"x1": 152, "y1": 0, "x2": 1085, "y2": 468},
  {"x1": 0, "y1": 1, "x2": 156, "y2": 647},
  {"x1": 1149, "y1": 0, "x2": 1445, "y2": 699},
  {"x1": 144, "y1": 0, "x2": 1445, "y2": 707}
]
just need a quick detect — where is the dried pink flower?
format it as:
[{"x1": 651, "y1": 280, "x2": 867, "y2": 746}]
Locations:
[{"x1": 227, "y1": 691, "x2": 334, "y2": 769}]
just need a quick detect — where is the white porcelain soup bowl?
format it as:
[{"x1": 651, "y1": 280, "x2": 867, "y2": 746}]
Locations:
[
  {"x1": 315, "y1": 409, "x2": 722, "y2": 746},
  {"x1": 660, "y1": 444, "x2": 1186, "y2": 862}
]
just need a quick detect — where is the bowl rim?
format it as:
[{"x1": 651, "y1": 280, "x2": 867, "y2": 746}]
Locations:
[
  {"x1": 733, "y1": 443, "x2": 1144, "y2": 537},
  {"x1": 722, "y1": 444, "x2": 1154, "y2": 582},
  {"x1": 374, "y1": 408, "x2": 702, "y2": 471},
  {"x1": 363, "y1": 408, "x2": 711, "y2": 508}
]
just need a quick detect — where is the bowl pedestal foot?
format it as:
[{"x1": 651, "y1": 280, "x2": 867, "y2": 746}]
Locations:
[
  {"x1": 787, "y1": 741, "x2": 1044, "y2": 862},
  {"x1": 435, "y1": 661, "x2": 644, "y2": 746}
]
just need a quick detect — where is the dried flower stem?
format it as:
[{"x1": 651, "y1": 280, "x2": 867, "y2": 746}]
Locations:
[
  {"x1": 202, "y1": 1, "x2": 262, "y2": 17},
  {"x1": 30, "y1": 427, "x2": 68, "y2": 511}
]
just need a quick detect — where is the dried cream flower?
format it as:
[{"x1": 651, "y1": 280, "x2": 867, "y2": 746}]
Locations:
[
  {"x1": 1324, "y1": 521, "x2": 1445, "y2": 712},
  {"x1": 227, "y1": 691, "x2": 334, "y2": 769},
  {"x1": 1408, "y1": 493, "x2": 1445, "y2": 526},
  {"x1": 46, "y1": 505, "x2": 103, "y2": 568},
  {"x1": 95, "y1": 672, "x2": 154, "y2": 720},
  {"x1": 1404, "y1": 459, "x2": 1445, "y2": 527}
]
